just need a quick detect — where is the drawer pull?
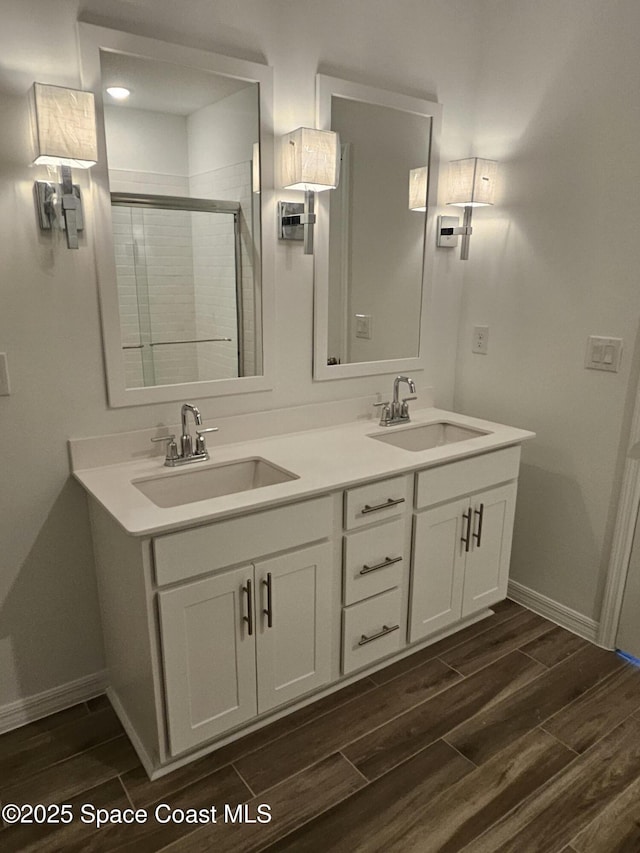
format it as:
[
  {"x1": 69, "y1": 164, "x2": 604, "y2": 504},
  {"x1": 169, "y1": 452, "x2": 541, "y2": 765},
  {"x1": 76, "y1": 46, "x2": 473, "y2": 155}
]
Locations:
[
  {"x1": 242, "y1": 579, "x2": 254, "y2": 636},
  {"x1": 361, "y1": 497, "x2": 405, "y2": 515},
  {"x1": 262, "y1": 572, "x2": 273, "y2": 628},
  {"x1": 473, "y1": 503, "x2": 485, "y2": 548},
  {"x1": 358, "y1": 623, "x2": 400, "y2": 646},
  {"x1": 360, "y1": 556, "x2": 403, "y2": 575}
]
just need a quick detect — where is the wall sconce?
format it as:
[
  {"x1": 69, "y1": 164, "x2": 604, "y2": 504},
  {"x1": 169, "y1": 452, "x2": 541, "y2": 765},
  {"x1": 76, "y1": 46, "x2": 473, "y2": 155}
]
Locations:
[
  {"x1": 437, "y1": 157, "x2": 497, "y2": 260},
  {"x1": 278, "y1": 127, "x2": 340, "y2": 254},
  {"x1": 31, "y1": 82, "x2": 98, "y2": 249},
  {"x1": 408, "y1": 166, "x2": 428, "y2": 211}
]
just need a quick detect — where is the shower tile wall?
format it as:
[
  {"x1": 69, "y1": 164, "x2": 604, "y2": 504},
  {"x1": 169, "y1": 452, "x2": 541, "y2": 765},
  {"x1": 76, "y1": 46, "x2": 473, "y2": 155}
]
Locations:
[
  {"x1": 190, "y1": 161, "x2": 255, "y2": 379},
  {"x1": 109, "y1": 163, "x2": 255, "y2": 388},
  {"x1": 109, "y1": 169, "x2": 199, "y2": 387}
]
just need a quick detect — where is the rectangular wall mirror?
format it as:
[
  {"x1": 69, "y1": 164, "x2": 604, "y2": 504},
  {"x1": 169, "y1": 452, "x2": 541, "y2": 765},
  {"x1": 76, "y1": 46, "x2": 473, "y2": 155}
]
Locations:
[
  {"x1": 313, "y1": 75, "x2": 441, "y2": 380},
  {"x1": 79, "y1": 24, "x2": 274, "y2": 406}
]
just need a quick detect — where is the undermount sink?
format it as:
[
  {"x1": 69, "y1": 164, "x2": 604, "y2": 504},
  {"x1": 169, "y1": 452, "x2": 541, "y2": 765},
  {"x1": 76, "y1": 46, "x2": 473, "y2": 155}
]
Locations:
[
  {"x1": 369, "y1": 421, "x2": 489, "y2": 452},
  {"x1": 133, "y1": 457, "x2": 299, "y2": 508}
]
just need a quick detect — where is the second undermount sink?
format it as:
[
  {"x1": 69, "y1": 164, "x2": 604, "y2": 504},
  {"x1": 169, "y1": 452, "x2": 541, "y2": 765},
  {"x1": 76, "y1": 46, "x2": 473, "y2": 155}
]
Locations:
[
  {"x1": 133, "y1": 457, "x2": 299, "y2": 508},
  {"x1": 369, "y1": 421, "x2": 489, "y2": 452}
]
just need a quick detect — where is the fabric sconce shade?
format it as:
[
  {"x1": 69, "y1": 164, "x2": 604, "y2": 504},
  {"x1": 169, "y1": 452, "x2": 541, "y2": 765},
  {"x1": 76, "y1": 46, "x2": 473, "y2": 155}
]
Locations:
[
  {"x1": 409, "y1": 166, "x2": 428, "y2": 211},
  {"x1": 447, "y1": 158, "x2": 497, "y2": 207},
  {"x1": 281, "y1": 127, "x2": 340, "y2": 192},
  {"x1": 31, "y1": 82, "x2": 97, "y2": 169}
]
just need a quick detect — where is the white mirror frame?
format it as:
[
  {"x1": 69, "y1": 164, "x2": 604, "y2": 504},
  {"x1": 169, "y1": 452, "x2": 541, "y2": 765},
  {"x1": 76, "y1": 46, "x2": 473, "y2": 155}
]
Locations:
[
  {"x1": 78, "y1": 23, "x2": 275, "y2": 407},
  {"x1": 313, "y1": 75, "x2": 441, "y2": 381}
]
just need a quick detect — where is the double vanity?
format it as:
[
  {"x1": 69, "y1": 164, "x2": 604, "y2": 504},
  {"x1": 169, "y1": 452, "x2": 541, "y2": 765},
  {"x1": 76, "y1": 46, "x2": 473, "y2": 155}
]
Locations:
[{"x1": 73, "y1": 402, "x2": 533, "y2": 779}]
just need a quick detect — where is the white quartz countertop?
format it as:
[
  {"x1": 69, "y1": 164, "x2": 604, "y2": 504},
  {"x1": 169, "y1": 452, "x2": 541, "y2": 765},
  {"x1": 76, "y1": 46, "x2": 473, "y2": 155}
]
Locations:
[{"x1": 73, "y1": 407, "x2": 535, "y2": 537}]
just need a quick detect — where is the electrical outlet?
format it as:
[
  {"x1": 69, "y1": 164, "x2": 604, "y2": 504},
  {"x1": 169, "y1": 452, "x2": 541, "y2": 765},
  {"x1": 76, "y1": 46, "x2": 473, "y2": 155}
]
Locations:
[{"x1": 472, "y1": 326, "x2": 489, "y2": 355}]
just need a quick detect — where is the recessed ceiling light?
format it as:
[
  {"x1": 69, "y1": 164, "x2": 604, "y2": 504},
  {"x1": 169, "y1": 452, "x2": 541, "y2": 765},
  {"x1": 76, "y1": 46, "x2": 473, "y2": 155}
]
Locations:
[{"x1": 106, "y1": 86, "x2": 131, "y2": 100}]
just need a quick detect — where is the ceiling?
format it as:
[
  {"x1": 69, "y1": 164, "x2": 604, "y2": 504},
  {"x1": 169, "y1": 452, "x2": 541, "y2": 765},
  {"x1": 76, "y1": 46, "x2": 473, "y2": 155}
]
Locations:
[{"x1": 100, "y1": 49, "x2": 254, "y2": 116}]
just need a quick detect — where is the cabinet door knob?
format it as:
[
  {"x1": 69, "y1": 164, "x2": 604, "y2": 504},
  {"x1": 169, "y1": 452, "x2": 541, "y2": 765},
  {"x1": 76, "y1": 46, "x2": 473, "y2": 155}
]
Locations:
[{"x1": 242, "y1": 580, "x2": 254, "y2": 636}]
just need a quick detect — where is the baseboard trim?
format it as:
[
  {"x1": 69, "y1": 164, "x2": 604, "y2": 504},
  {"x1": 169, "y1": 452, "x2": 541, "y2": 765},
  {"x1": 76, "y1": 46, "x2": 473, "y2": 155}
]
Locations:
[
  {"x1": 508, "y1": 580, "x2": 600, "y2": 644},
  {"x1": 0, "y1": 670, "x2": 108, "y2": 735}
]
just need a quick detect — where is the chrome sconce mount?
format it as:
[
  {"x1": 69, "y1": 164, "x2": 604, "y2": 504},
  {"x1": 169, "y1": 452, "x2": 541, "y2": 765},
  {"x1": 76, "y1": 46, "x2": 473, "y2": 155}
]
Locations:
[
  {"x1": 278, "y1": 192, "x2": 316, "y2": 254},
  {"x1": 35, "y1": 167, "x2": 85, "y2": 248}
]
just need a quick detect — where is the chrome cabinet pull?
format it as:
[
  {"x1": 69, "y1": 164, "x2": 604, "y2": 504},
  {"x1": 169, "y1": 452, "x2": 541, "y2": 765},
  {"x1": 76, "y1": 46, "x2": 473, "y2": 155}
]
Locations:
[
  {"x1": 360, "y1": 556, "x2": 403, "y2": 575},
  {"x1": 242, "y1": 580, "x2": 254, "y2": 636},
  {"x1": 361, "y1": 497, "x2": 405, "y2": 515},
  {"x1": 262, "y1": 572, "x2": 273, "y2": 628},
  {"x1": 473, "y1": 503, "x2": 485, "y2": 547},
  {"x1": 358, "y1": 624, "x2": 400, "y2": 646},
  {"x1": 461, "y1": 509, "x2": 472, "y2": 553}
]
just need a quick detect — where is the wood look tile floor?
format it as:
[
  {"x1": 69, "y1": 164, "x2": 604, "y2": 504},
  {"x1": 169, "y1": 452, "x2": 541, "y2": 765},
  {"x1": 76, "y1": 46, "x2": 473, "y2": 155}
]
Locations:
[{"x1": 3, "y1": 600, "x2": 640, "y2": 852}]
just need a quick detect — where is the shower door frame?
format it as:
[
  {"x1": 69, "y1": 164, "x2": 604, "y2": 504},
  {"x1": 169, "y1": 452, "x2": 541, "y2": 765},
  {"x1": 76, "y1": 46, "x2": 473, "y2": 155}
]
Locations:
[{"x1": 111, "y1": 191, "x2": 245, "y2": 383}]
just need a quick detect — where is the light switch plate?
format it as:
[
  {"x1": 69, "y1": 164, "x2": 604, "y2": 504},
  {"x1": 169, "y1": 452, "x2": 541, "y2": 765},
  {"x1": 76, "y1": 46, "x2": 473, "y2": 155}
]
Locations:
[
  {"x1": 355, "y1": 314, "x2": 372, "y2": 340},
  {"x1": 585, "y1": 336, "x2": 623, "y2": 372},
  {"x1": 0, "y1": 353, "x2": 11, "y2": 395}
]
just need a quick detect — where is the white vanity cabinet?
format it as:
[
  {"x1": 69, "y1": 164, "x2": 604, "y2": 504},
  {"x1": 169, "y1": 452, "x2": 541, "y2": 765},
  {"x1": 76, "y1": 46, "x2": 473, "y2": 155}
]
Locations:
[
  {"x1": 158, "y1": 542, "x2": 333, "y2": 755},
  {"x1": 78, "y1": 411, "x2": 532, "y2": 779},
  {"x1": 409, "y1": 447, "x2": 520, "y2": 642}
]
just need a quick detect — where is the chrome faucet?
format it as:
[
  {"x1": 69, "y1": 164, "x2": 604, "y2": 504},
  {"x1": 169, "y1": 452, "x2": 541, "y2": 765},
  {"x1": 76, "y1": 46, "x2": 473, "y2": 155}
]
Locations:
[
  {"x1": 151, "y1": 402, "x2": 219, "y2": 466},
  {"x1": 374, "y1": 376, "x2": 417, "y2": 426}
]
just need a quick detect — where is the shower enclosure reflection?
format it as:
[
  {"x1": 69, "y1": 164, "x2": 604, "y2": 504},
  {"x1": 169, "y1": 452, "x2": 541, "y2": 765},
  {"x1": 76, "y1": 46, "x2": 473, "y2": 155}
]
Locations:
[{"x1": 112, "y1": 193, "x2": 257, "y2": 389}]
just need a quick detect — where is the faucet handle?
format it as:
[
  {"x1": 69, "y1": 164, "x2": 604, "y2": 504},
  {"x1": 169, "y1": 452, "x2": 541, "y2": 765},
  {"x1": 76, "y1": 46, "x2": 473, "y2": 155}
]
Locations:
[
  {"x1": 400, "y1": 396, "x2": 417, "y2": 420},
  {"x1": 151, "y1": 434, "x2": 178, "y2": 463},
  {"x1": 151, "y1": 434, "x2": 176, "y2": 444},
  {"x1": 195, "y1": 426, "x2": 219, "y2": 455},
  {"x1": 373, "y1": 401, "x2": 392, "y2": 425}
]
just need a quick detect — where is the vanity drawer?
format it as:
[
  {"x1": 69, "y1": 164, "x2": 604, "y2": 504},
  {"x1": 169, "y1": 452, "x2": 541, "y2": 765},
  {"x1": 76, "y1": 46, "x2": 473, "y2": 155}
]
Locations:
[
  {"x1": 415, "y1": 446, "x2": 521, "y2": 509},
  {"x1": 342, "y1": 587, "x2": 403, "y2": 674},
  {"x1": 153, "y1": 496, "x2": 333, "y2": 586},
  {"x1": 344, "y1": 476, "x2": 410, "y2": 531},
  {"x1": 343, "y1": 518, "x2": 406, "y2": 605}
]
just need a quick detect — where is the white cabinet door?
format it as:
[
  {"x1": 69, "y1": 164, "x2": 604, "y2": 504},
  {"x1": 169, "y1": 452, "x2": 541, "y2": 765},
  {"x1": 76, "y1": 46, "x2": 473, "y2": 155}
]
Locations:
[
  {"x1": 462, "y1": 482, "x2": 517, "y2": 617},
  {"x1": 255, "y1": 543, "x2": 333, "y2": 713},
  {"x1": 409, "y1": 498, "x2": 467, "y2": 642},
  {"x1": 158, "y1": 566, "x2": 257, "y2": 755}
]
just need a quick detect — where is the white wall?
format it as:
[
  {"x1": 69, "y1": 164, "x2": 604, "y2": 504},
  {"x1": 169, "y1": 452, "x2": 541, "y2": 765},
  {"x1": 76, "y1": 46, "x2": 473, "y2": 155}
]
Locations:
[
  {"x1": 454, "y1": 0, "x2": 640, "y2": 621},
  {"x1": 104, "y1": 105, "x2": 188, "y2": 174},
  {"x1": 0, "y1": 0, "x2": 477, "y2": 709},
  {"x1": 187, "y1": 85, "x2": 258, "y2": 175}
]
